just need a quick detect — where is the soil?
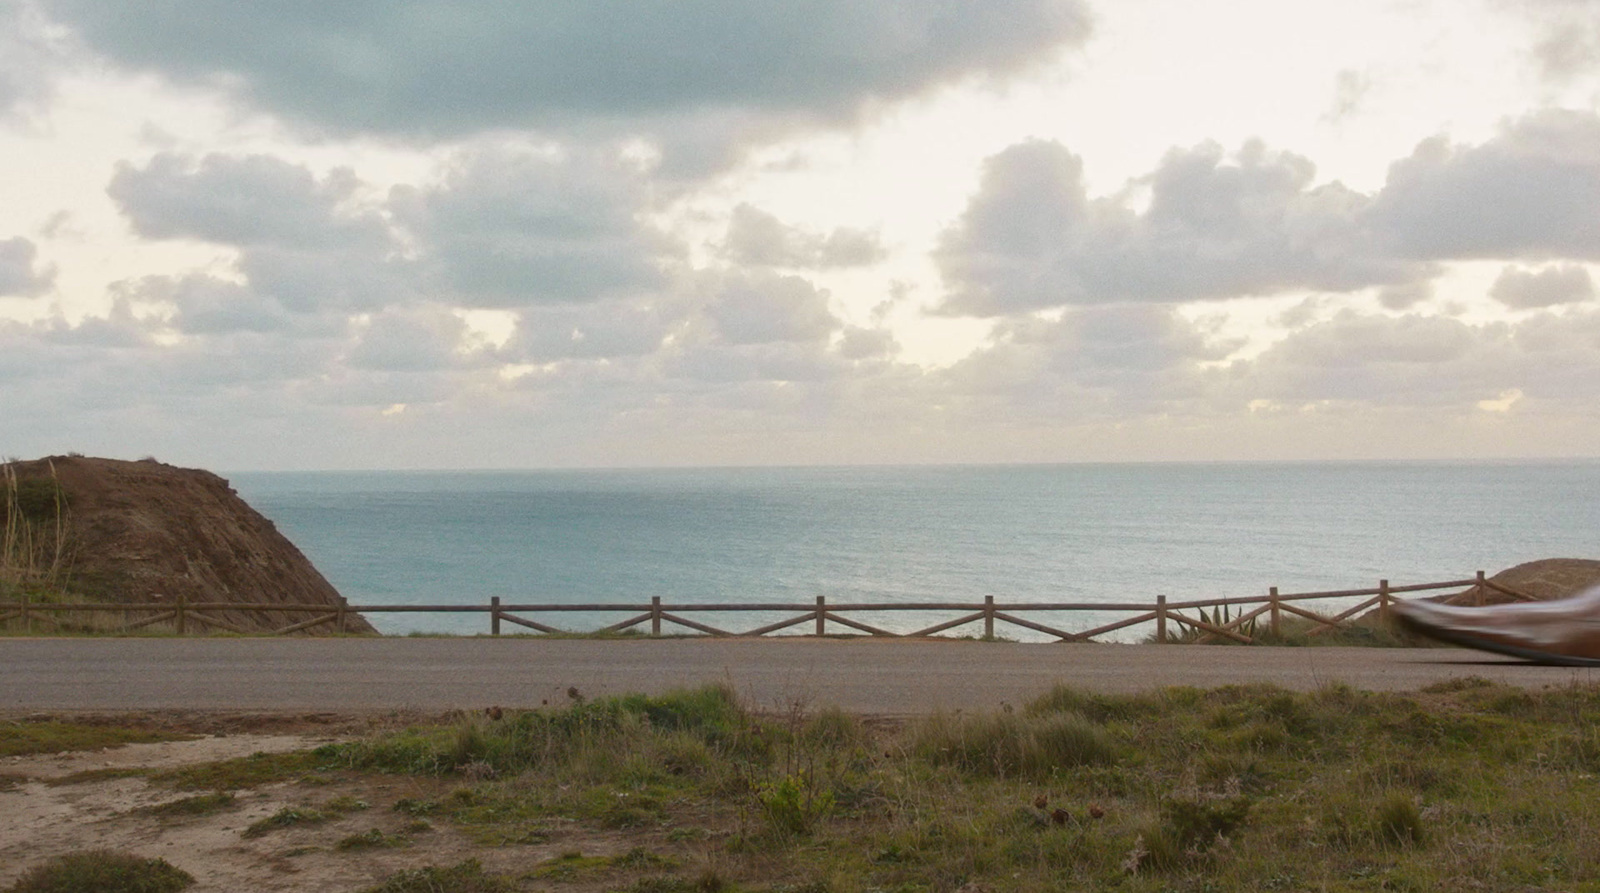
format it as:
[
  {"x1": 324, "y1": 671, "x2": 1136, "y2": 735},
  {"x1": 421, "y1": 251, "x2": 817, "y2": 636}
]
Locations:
[
  {"x1": 0, "y1": 714, "x2": 722, "y2": 893},
  {"x1": 3, "y1": 456, "x2": 374, "y2": 634}
]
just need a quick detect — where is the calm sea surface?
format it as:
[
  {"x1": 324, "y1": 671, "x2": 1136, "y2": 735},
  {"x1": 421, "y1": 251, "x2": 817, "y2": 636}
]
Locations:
[{"x1": 228, "y1": 463, "x2": 1600, "y2": 639}]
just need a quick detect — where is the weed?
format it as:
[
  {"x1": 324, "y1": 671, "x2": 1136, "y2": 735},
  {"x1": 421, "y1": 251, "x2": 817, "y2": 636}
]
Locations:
[
  {"x1": 7, "y1": 849, "x2": 193, "y2": 893},
  {"x1": 241, "y1": 807, "x2": 326, "y2": 839},
  {"x1": 360, "y1": 860, "x2": 513, "y2": 893},
  {"x1": 392, "y1": 797, "x2": 440, "y2": 816},
  {"x1": 758, "y1": 774, "x2": 835, "y2": 835},
  {"x1": 913, "y1": 711, "x2": 1118, "y2": 777},
  {"x1": 336, "y1": 828, "x2": 407, "y2": 850}
]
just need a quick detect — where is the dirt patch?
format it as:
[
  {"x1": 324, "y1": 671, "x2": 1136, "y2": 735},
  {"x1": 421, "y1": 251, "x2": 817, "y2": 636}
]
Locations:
[{"x1": 0, "y1": 720, "x2": 693, "y2": 893}]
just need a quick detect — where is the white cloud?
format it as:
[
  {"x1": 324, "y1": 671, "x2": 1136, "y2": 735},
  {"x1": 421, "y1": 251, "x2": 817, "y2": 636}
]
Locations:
[
  {"x1": 1368, "y1": 110, "x2": 1600, "y2": 261},
  {"x1": 720, "y1": 204, "x2": 885, "y2": 269},
  {"x1": 0, "y1": 236, "x2": 54, "y2": 296},
  {"x1": 935, "y1": 139, "x2": 1423, "y2": 314},
  {"x1": 1489, "y1": 263, "x2": 1595, "y2": 309},
  {"x1": 704, "y1": 271, "x2": 840, "y2": 346}
]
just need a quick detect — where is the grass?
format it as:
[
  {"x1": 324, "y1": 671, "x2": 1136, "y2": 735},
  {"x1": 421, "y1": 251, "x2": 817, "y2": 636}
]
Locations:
[
  {"x1": 304, "y1": 680, "x2": 1600, "y2": 891},
  {"x1": 0, "y1": 461, "x2": 75, "y2": 607},
  {"x1": 360, "y1": 860, "x2": 512, "y2": 893},
  {"x1": 0, "y1": 720, "x2": 192, "y2": 758},
  {"x1": 150, "y1": 748, "x2": 333, "y2": 790},
  {"x1": 6, "y1": 850, "x2": 193, "y2": 893},
  {"x1": 132, "y1": 791, "x2": 237, "y2": 819}
]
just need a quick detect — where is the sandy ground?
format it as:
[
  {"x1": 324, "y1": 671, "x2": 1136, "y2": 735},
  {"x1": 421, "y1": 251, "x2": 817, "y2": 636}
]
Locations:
[{"x1": 0, "y1": 717, "x2": 662, "y2": 892}]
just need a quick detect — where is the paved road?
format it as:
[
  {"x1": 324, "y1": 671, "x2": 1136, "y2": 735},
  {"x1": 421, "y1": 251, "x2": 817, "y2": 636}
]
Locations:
[{"x1": 4, "y1": 638, "x2": 1598, "y2": 715}]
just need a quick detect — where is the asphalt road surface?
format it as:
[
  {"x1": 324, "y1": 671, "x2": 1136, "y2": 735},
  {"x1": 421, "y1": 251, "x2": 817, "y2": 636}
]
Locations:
[{"x1": 4, "y1": 638, "x2": 1597, "y2": 715}]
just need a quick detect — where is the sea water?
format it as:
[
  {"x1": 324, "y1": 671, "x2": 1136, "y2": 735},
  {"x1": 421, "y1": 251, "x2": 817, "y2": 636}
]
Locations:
[{"x1": 228, "y1": 462, "x2": 1600, "y2": 639}]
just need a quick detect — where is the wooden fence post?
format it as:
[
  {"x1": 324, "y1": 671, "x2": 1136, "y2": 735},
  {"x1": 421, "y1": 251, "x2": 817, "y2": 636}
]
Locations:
[
  {"x1": 1269, "y1": 586, "x2": 1280, "y2": 637},
  {"x1": 1155, "y1": 595, "x2": 1167, "y2": 644},
  {"x1": 984, "y1": 595, "x2": 995, "y2": 639},
  {"x1": 1475, "y1": 570, "x2": 1486, "y2": 606},
  {"x1": 814, "y1": 596, "x2": 826, "y2": 636},
  {"x1": 491, "y1": 596, "x2": 501, "y2": 636},
  {"x1": 1378, "y1": 579, "x2": 1390, "y2": 624},
  {"x1": 651, "y1": 596, "x2": 662, "y2": 636},
  {"x1": 20, "y1": 594, "x2": 28, "y2": 634},
  {"x1": 336, "y1": 600, "x2": 347, "y2": 634},
  {"x1": 175, "y1": 593, "x2": 187, "y2": 635}
]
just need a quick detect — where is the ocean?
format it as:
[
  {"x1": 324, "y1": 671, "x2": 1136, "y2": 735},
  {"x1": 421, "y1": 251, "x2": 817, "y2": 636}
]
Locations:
[{"x1": 228, "y1": 462, "x2": 1600, "y2": 639}]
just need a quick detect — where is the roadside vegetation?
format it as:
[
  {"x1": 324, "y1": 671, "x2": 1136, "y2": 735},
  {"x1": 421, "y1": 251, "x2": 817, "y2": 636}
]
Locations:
[{"x1": 9, "y1": 680, "x2": 1600, "y2": 890}]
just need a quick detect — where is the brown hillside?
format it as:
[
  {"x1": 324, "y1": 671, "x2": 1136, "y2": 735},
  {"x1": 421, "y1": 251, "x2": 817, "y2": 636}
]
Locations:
[
  {"x1": 1, "y1": 455, "x2": 374, "y2": 634},
  {"x1": 1443, "y1": 558, "x2": 1600, "y2": 605}
]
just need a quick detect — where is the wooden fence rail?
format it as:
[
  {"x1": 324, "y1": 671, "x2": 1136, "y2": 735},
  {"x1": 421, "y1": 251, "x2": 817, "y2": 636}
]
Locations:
[{"x1": 0, "y1": 572, "x2": 1519, "y2": 641}]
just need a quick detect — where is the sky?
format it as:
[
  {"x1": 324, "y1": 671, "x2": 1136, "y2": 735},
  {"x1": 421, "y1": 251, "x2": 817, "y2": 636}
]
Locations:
[{"x1": 2, "y1": 0, "x2": 1599, "y2": 470}]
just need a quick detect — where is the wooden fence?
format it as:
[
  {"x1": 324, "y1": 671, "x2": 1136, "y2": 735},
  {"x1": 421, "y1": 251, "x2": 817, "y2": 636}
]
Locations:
[{"x1": 0, "y1": 571, "x2": 1540, "y2": 642}]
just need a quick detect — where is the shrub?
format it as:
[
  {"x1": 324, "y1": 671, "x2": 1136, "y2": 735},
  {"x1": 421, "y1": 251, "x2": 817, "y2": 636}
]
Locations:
[
  {"x1": 1376, "y1": 791, "x2": 1426, "y2": 847},
  {"x1": 7, "y1": 850, "x2": 193, "y2": 893},
  {"x1": 758, "y1": 773, "x2": 834, "y2": 835}
]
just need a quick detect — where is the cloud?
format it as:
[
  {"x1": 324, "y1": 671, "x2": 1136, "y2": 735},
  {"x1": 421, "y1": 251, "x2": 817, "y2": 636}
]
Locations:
[
  {"x1": 0, "y1": 237, "x2": 54, "y2": 296},
  {"x1": 108, "y1": 153, "x2": 388, "y2": 250},
  {"x1": 1324, "y1": 69, "x2": 1368, "y2": 123},
  {"x1": 346, "y1": 305, "x2": 476, "y2": 372},
  {"x1": 720, "y1": 204, "x2": 886, "y2": 268},
  {"x1": 938, "y1": 113, "x2": 1600, "y2": 316},
  {"x1": 935, "y1": 139, "x2": 1422, "y2": 314},
  {"x1": 1376, "y1": 281, "x2": 1433, "y2": 311},
  {"x1": 941, "y1": 304, "x2": 1229, "y2": 415},
  {"x1": 43, "y1": 1, "x2": 1091, "y2": 153},
  {"x1": 1234, "y1": 308, "x2": 1600, "y2": 411},
  {"x1": 0, "y1": 3, "x2": 60, "y2": 121},
  {"x1": 1368, "y1": 110, "x2": 1600, "y2": 261},
  {"x1": 507, "y1": 300, "x2": 681, "y2": 363},
  {"x1": 1512, "y1": 0, "x2": 1600, "y2": 82},
  {"x1": 702, "y1": 271, "x2": 840, "y2": 345},
  {"x1": 108, "y1": 153, "x2": 412, "y2": 314},
  {"x1": 119, "y1": 274, "x2": 294, "y2": 335},
  {"x1": 1489, "y1": 263, "x2": 1596, "y2": 308},
  {"x1": 392, "y1": 145, "x2": 677, "y2": 306}
]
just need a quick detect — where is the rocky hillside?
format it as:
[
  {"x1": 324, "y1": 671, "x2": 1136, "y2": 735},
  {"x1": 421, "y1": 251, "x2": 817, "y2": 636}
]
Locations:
[{"x1": 1, "y1": 455, "x2": 373, "y2": 634}]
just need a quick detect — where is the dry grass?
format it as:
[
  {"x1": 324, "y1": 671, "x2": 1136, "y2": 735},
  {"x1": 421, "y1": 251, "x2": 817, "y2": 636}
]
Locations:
[{"x1": 0, "y1": 461, "x2": 73, "y2": 601}]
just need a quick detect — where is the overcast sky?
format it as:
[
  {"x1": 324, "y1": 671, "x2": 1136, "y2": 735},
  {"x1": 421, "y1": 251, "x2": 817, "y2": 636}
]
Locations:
[{"x1": 2, "y1": 0, "x2": 1599, "y2": 469}]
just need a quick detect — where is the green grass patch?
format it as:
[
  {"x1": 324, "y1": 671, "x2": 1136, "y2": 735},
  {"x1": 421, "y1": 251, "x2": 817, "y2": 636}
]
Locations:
[
  {"x1": 0, "y1": 721, "x2": 191, "y2": 758},
  {"x1": 151, "y1": 749, "x2": 329, "y2": 790},
  {"x1": 6, "y1": 849, "x2": 193, "y2": 893},
  {"x1": 268, "y1": 679, "x2": 1600, "y2": 891}
]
